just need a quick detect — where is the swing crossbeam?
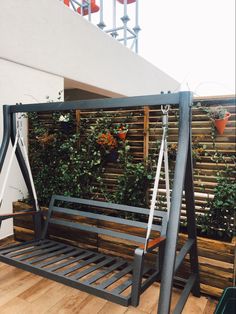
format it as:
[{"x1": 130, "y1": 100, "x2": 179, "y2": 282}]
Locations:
[{"x1": 0, "y1": 92, "x2": 200, "y2": 313}]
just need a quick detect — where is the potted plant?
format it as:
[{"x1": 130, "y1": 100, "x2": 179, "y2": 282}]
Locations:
[
  {"x1": 96, "y1": 132, "x2": 118, "y2": 162},
  {"x1": 58, "y1": 113, "x2": 74, "y2": 134},
  {"x1": 197, "y1": 103, "x2": 231, "y2": 135},
  {"x1": 114, "y1": 123, "x2": 128, "y2": 141}
]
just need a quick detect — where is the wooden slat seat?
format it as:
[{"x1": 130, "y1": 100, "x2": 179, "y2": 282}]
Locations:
[
  {"x1": 0, "y1": 238, "x2": 160, "y2": 306},
  {"x1": 0, "y1": 195, "x2": 167, "y2": 307}
]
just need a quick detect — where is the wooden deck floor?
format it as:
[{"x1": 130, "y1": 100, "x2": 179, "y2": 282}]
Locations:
[{"x1": 0, "y1": 262, "x2": 217, "y2": 314}]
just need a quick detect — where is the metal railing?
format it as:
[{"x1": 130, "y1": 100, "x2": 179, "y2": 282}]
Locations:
[{"x1": 60, "y1": 0, "x2": 140, "y2": 53}]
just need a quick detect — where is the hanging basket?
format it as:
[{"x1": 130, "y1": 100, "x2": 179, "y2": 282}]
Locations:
[
  {"x1": 59, "y1": 121, "x2": 74, "y2": 134},
  {"x1": 106, "y1": 150, "x2": 119, "y2": 162},
  {"x1": 214, "y1": 112, "x2": 231, "y2": 135},
  {"x1": 117, "y1": 131, "x2": 128, "y2": 141}
]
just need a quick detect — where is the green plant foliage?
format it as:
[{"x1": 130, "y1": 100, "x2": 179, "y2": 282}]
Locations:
[
  {"x1": 197, "y1": 173, "x2": 236, "y2": 240},
  {"x1": 28, "y1": 111, "x2": 154, "y2": 209},
  {"x1": 195, "y1": 102, "x2": 229, "y2": 144},
  {"x1": 167, "y1": 136, "x2": 207, "y2": 164},
  {"x1": 106, "y1": 144, "x2": 154, "y2": 208},
  {"x1": 27, "y1": 103, "x2": 235, "y2": 241},
  {"x1": 196, "y1": 103, "x2": 228, "y2": 120}
]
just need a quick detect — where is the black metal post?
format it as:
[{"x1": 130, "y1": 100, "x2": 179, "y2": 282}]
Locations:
[
  {"x1": 0, "y1": 105, "x2": 11, "y2": 172},
  {"x1": 184, "y1": 127, "x2": 201, "y2": 297},
  {"x1": 9, "y1": 93, "x2": 180, "y2": 113},
  {"x1": 157, "y1": 92, "x2": 192, "y2": 314},
  {"x1": 131, "y1": 248, "x2": 144, "y2": 306}
]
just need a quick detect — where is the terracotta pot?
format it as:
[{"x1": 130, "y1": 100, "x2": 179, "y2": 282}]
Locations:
[
  {"x1": 77, "y1": 0, "x2": 100, "y2": 15},
  {"x1": 117, "y1": 131, "x2": 127, "y2": 141},
  {"x1": 214, "y1": 112, "x2": 231, "y2": 135}
]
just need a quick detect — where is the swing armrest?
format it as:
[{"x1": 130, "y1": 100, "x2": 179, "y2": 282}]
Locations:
[
  {"x1": 0, "y1": 211, "x2": 38, "y2": 221},
  {"x1": 139, "y1": 236, "x2": 166, "y2": 254}
]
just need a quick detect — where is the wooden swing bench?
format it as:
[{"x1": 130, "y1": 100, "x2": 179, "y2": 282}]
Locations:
[
  {"x1": 0, "y1": 195, "x2": 167, "y2": 307},
  {"x1": 0, "y1": 92, "x2": 201, "y2": 313}
]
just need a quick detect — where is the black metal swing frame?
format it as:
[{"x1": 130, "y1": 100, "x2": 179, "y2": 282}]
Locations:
[{"x1": 0, "y1": 91, "x2": 200, "y2": 313}]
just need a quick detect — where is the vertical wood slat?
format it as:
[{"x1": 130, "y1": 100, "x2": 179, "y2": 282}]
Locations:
[
  {"x1": 143, "y1": 106, "x2": 149, "y2": 160},
  {"x1": 76, "y1": 110, "x2": 80, "y2": 133}
]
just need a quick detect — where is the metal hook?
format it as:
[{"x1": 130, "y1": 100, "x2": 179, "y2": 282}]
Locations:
[
  {"x1": 16, "y1": 112, "x2": 24, "y2": 134},
  {"x1": 161, "y1": 105, "x2": 170, "y2": 114}
]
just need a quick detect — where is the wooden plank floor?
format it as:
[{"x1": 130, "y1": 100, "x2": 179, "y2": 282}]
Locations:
[{"x1": 0, "y1": 262, "x2": 217, "y2": 314}]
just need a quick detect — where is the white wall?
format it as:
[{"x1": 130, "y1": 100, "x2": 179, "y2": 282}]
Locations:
[
  {"x1": 0, "y1": 0, "x2": 179, "y2": 97},
  {"x1": 0, "y1": 59, "x2": 63, "y2": 239},
  {"x1": 0, "y1": 0, "x2": 180, "y2": 239}
]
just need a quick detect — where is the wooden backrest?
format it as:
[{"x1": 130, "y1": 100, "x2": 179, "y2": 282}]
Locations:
[{"x1": 43, "y1": 195, "x2": 168, "y2": 245}]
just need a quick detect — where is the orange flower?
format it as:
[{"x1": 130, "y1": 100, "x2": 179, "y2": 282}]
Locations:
[{"x1": 97, "y1": 132, "x2": 117, "y2": 149}]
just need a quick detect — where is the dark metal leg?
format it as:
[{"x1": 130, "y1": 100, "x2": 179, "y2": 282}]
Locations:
[
  {"x1": 131, "y1": 248, "x2": 144, "y2": 306},
  {"x1": 157, "y1": 92, "x2": 192, "y2": 314},
  {"x1": 33, "y1": 212, "x2": 42, "y2": 241},
  {"x1": 184, "y1": 137, "x2": 200, "y2": 297},
  {"x1": 157, "y1": 241, "x2": 165, "y2": 273},
  {"x1": 0, "y1": 106, "x2": 11, "y2": 173}
]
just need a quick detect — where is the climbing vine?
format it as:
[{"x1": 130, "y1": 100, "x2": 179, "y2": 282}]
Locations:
[
  {"x1": 28, "y1": 111, "x2": 155, "y2": 209},
  {"x1": 26, "y1": 98, "x2": 235, "y2": 241}
]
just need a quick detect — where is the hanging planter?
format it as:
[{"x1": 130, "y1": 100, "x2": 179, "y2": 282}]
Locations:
[
  {"x1": 114, "y1": 124, "x2": 128, "y2": 141},
  {"x1": 214, "y1": 112, "x2": 231, "y2": 135},
  {"x1": 106, "y1": 149, "x2": 119, "y2": 162},
  {"x1": 58, "y1": 114, "x2": 74, "y2": 134},
  {"x1": 59, "y1": 121, "x2": 74, "y2": 134},
  {"x1": 196, "y1": 104, "x2": 231, "y2": 136},
  {"x1": 97, "y1": 132, "x2": 118, "y2": 162},
  {"x1": 117, "y1": 130, "x2": 128, "y2": 141}
]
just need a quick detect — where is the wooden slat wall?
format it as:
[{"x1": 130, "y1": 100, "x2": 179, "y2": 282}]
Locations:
[
  {"x1": 26, "y1": 95, "x2": 235, "y2": 226},
  {"x1": 75, "y1": 96, "x2": 235, "y2": 223}
]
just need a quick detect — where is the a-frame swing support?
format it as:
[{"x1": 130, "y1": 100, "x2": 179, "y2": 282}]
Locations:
[{"x1": 0, "y1": 92, "x2": 200, "y2": 313}]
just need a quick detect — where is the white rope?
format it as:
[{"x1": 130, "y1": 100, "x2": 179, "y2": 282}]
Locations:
[
  {"x1": 164, "y1": 129, "x2": 171, "y2": 219},
  {"x1": 18, "y1": 131, "x2": 40, "y2": 212},
  {"x1": 16, "y1": 114, "x2": 40, "y2": 212},
  {"x1": 0, "y1": 114, "x2": 40, "y2": 212},
  {"x1": 0, "y1": 129, "x2": 19, "y2": 208},
  {"x1": 144, "y1": 105, "x2": 170, "y2": 251}
]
